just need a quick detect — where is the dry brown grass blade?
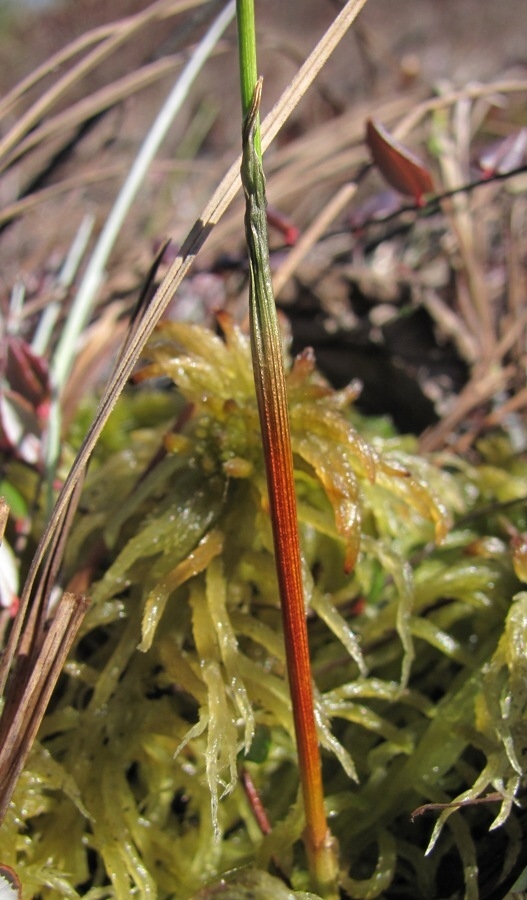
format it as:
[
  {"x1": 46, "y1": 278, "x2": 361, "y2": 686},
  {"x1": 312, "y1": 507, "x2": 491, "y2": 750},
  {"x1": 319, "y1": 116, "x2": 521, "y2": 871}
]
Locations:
[
  {"x1": 0, "y1": 0, "x2": 204, "y2": 121},
  {"x1": 0, "y1": 499, "x2": 8, "y2": 545},
  {"x1": 0, "y1": 467, "x2": 88, "y2": 822},
  {"x1": 2, "y1": 57, "x2": 184, "y2": 172},
  {"x1": 508, "y1": 197, "x2": 527, "y2": 368},
  {"x1": 455, "y1": 308, "x2": 527, "y2": 451},
  {"x1": 61, "y1": 302, "x2": 128, "y2": 423},
  {"x1": 0, "y1": 592, "x2": 90, "y2": 823},
  {"x1": 421, "y1": 288, "x2": 478, "y2": 365},
  {"x1": 422, "y1": 274, "x2": 527, "y2": 454},
  {"x1": 0, "y1": 500, "x2": 11, "y2": 650},
  {"x1": 0, "y1": 159, "x2": 207, "y2": 231},
  {"x1": 394, "y1": 79, "x2": 527, "y2": 140},
  {"x1": 60, "y1": 240, "x2": 169, "y2": 415},
  {"x1": 0, "y1": 173, "x2": 118, "y2": 235},
  {"x1": 0, "y1": 0, "x2": 369, "y2": 698},
  {"x1": 3, "y1": 475, "x2": 86, "y2": 709},
  {"x1": 436, "y1": 123, "x2": 495, "y2": 363},
  {"x1": 0, "y1": 0, "x2": 210, "y2": 169},
  {"x1": 388, "y1": 78, "x2": 527, "y2": 452}
]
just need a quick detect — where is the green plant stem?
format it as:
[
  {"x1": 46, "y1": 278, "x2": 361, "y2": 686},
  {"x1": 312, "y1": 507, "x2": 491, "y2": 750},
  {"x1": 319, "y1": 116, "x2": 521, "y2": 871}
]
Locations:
[
  {"x1": 240, "y1": 76, "x2": 338, "y2": 898},
  {"x1": 236, "y1": 0, "x2": 260, "y2": 156}
]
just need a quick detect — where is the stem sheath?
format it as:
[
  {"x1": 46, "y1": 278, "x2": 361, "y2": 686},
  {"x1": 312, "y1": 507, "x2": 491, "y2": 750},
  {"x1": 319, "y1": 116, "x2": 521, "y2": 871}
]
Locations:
[{"x1": 240, "y1": 77, "x2": 338, "y2": 898}]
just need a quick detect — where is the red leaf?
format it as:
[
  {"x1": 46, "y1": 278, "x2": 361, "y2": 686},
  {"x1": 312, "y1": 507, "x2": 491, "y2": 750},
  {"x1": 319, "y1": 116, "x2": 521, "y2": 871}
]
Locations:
[{"x1": 366, "y1": 118, "x2": 434, "y2": 204}]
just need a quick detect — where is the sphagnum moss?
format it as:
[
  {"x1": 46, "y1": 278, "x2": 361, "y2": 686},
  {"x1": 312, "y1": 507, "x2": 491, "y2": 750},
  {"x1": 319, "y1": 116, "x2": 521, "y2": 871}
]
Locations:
[{"x1": 1, "y1": 320, "x2": 526, "y2": 899}]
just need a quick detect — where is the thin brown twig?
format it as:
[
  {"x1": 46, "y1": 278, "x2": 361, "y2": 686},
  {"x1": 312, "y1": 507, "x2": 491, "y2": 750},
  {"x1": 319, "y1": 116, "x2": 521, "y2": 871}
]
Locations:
[
  {"x1": 411, "y1": 793, "x2": 504, "y2": 822},
  {"x1": 484, "y1": 387, "x2": 527, "y2": 427},
  {"x1": 436, "y1": 126, "x2": 495, "y2": 362},
  {"x1": 419, "y1": 365, "x2": 515, "y2": 453},
  {"x1": 349, "y1": 165, "x2": 527, "y2": 235}
]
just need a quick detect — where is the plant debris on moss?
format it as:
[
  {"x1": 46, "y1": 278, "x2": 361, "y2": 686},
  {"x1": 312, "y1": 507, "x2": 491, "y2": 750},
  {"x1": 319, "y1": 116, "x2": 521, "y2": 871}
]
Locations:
[{"x1": 1, "y1": 320, "x2": 526, "y2": 898}]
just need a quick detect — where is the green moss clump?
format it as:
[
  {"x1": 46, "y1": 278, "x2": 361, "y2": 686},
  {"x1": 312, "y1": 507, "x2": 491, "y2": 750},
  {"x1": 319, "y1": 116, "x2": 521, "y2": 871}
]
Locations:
[{"x1": 1, "y1": 320, "x2": 526, "y2": 899}]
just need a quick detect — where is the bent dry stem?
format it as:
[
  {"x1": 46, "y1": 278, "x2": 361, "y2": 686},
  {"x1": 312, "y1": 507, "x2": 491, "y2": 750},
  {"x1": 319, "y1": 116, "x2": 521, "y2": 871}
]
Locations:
[{"x1": 241, "y1": 79, "x2": 338, "y2": 897}]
